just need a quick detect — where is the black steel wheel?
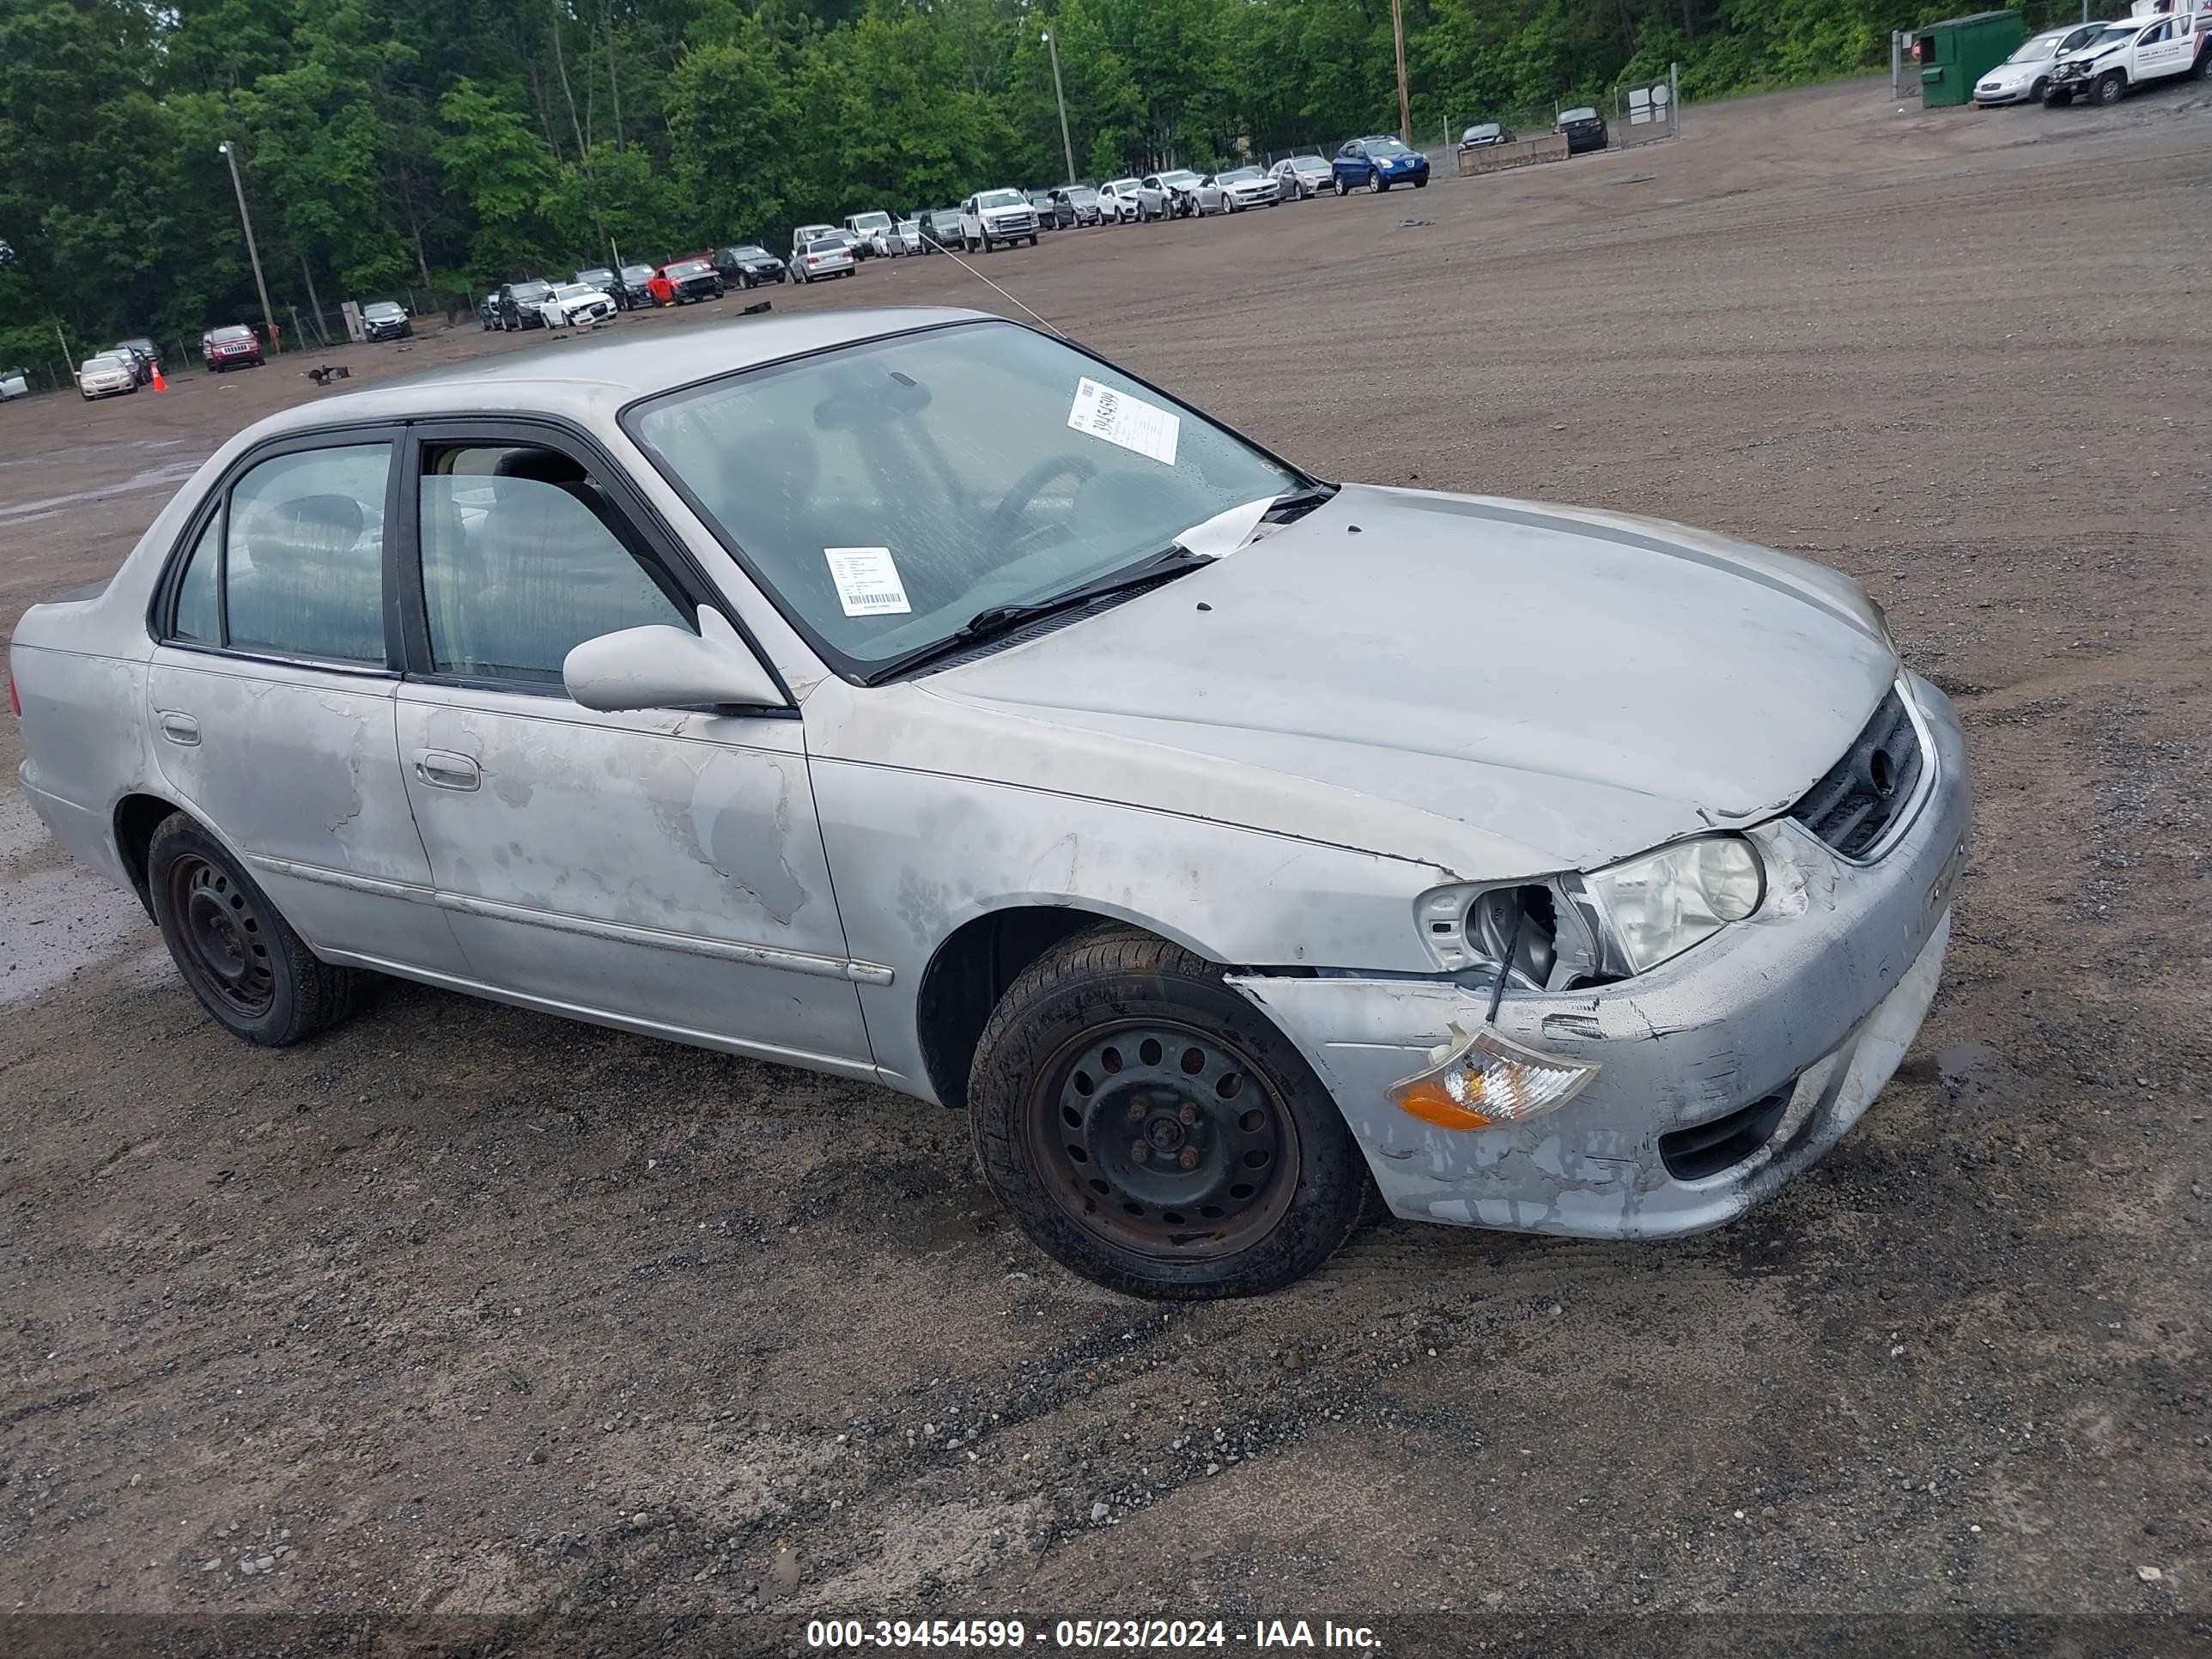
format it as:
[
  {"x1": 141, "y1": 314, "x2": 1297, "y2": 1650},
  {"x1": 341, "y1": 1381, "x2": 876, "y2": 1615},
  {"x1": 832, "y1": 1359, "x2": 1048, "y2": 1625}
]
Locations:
[
  {"x1": 2094, "y1": 70, "x2": 2124, "y2": 106},
  {"x1": 971, "y1": 925, "x2": 1368, "y2": 1299},
  {"x1": 1032, "y1": 1021, "x2": 1298, "y2": 1259},
  {"x1": 146, "y1": 812, "x2": 358, "y2": 1046}
]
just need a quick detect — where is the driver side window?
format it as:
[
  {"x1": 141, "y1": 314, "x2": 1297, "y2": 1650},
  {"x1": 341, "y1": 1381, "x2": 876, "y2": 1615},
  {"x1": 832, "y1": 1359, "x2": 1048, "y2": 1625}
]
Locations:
[{"x1": 416, "y1": 441, "x2": 694, "y2": 688}]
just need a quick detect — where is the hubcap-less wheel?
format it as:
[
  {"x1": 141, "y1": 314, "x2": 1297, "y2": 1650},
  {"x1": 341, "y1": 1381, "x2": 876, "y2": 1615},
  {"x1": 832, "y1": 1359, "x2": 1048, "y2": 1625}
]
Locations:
[
  {"x1": 1029, "y1": 1022, "x2": 1298, "y2": 1260},
  {"x1": 170, "y1": 854, "x2": 275, "y2": 1019}
]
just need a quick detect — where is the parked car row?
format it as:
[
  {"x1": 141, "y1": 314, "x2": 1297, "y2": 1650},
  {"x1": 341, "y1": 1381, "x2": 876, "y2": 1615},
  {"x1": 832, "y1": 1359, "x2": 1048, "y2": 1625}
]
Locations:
[{"x1": 1977, "y1": 3, "x2": 2210, "y2": 108}]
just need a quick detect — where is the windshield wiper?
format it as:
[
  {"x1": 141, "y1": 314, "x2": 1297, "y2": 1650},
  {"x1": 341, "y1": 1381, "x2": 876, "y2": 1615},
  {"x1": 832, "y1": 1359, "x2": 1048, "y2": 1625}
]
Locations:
[
  {"x1": 861, "y1": 548, "x2": 1210, "y2": 685},
  {"x1": 1262, "y1": 481, "x2": 1338, "y2": 524}
]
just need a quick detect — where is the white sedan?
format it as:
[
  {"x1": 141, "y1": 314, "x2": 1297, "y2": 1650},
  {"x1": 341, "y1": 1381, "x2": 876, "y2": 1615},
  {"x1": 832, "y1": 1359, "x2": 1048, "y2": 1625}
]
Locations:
[
  {"x1": 1974, "y1": 21, "x2": 2107, "y2": 105},
  {"x1": 537, "y1": 282, "x2": 618, "y2": 328}
]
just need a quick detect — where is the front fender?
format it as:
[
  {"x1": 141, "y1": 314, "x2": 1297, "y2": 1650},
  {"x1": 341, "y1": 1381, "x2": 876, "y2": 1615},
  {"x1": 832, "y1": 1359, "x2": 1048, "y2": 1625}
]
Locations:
[{"x1": 809, "y1": 758, "x2": 1455, "y2": 1096}]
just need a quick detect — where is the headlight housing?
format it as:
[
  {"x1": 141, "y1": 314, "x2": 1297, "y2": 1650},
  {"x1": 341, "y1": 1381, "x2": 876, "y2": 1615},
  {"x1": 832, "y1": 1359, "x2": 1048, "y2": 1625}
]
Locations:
[{"x1": 1580, "y1": 834, "x2": 1765, "y2": 975}]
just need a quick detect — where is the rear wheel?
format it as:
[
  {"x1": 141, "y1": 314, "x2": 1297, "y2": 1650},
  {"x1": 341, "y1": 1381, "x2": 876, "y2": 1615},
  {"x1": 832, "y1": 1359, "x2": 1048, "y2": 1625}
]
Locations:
[
  {"x1": 969, "y1": 926, "x2": 1368, "y2": 1300},
  {"x1": 147, "y1": 813, "x2": 358, "y2": 1047},
  {"x1": 2094, "y1": 69, "x2": 2125, "y2": 106},
  {"x1": 1334, "y1": 173, "x2": 1348, "y2": 197}
]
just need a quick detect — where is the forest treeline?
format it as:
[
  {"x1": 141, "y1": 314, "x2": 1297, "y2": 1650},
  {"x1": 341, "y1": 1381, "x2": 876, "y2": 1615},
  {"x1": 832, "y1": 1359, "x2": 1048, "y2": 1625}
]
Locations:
[{"x1": 1, "y1": 0, "x2": 1954, "y2": 360}]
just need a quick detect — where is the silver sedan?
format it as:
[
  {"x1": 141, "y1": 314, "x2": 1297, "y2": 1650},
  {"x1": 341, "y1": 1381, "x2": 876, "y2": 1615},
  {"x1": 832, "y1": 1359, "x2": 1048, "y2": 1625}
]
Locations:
[
  {"x1": 1269, "y1": 155, "x2": 1334, "y2": 200},
  {"x1": 11, "y1": 308, "x2": 1967, "y2": 1300}
]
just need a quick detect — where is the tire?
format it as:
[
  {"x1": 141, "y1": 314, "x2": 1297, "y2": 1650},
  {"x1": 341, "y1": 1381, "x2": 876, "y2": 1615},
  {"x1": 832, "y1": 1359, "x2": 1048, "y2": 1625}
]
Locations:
[
  {"x1": 1028, "y1": 234, "x2": 1038, "y2": 247},
  {"x1": 1369, "y1": 169, "x2": 1387, "y2": 193},
  {"x1": 1413, "y1": 176, "x2": 1428, "y2": 188},
  {"x1": 969, "y1": 925, "x2": 1368, "y2": 1300},
  {"x1": 146, "y1": 812, "x2": 358, "y2": 1047},
  {"x1": 2094, "y1": 70, "x2": 2124, "y2": 106},
  {"x1": 1333, "y1": 174, "x2": 1348, "y2": 197},
  {"x1": 2045, "y1": 87, "x2": 2073, "y2": 105},
  {"x1": 2195, "y1": 45, "x2": 2211, "y2": 80},
  {"x1": 2030, "y1": 76, "x2": 2050, "y2": 101}
]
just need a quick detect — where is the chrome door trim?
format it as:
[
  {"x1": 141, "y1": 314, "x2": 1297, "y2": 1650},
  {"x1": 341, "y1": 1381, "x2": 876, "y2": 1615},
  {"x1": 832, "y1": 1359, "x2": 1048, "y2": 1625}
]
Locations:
[{"x1": 247, "y1": 853, "x2": 895, "y2": 984}]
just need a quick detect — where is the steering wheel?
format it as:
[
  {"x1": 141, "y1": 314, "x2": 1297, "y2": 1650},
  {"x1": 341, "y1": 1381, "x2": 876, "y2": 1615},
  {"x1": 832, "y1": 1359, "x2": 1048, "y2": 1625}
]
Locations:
[{"x1": 983, "y1": 454, "x2": 1099, "y2": 558}]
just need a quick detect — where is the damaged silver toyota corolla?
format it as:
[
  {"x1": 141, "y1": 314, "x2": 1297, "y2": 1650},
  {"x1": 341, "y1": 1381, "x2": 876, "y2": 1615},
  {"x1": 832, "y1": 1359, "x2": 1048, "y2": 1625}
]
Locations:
[{"x1": 9, "y1": 309, "x2": 1969, "y2": 1298}]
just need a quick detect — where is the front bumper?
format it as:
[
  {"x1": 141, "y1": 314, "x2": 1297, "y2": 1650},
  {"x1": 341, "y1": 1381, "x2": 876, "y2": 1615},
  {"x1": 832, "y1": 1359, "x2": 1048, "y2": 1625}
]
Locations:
[{"x1": 1230, "y1": 675, "x2": 1972, "y2": 1242}]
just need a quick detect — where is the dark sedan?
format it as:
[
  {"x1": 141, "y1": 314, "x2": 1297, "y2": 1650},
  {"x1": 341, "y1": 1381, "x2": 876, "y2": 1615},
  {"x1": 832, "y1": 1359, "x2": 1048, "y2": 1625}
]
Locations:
[
  {"x1": 110, "y1": 337, "x2": 161, "y2": 384},
  {"x1": 609, "y1": 264, "x2": 658, "y2": 311},
  {"x1": 1557, "y1": 106, "x2": 1609, "y2": 155},
  {"x1": 494, "y1": 279, "x2": 555, "y2": 330},
  {"x1": 1047, "y1": 185, "x2": 1103, "y2": 228},
  {"x1": 361, "y1": 301, "x2": 411, "y2": 341},
  {"x1": 710, "y1": 244, "x2": 787, "y2": 288}
]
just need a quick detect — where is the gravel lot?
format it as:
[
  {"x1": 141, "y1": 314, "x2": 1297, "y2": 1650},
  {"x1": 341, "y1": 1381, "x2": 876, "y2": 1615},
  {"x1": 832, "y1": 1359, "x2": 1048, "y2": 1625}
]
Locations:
[{"x1": 3, "y1": 77, "x2": 2207, "y2": 1651}]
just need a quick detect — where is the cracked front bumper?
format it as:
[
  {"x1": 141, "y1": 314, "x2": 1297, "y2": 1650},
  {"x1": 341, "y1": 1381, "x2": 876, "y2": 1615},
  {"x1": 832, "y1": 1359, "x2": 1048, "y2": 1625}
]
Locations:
[{"x1": 1230, "y1": 676, "x2": 1971, "y2": 1242}]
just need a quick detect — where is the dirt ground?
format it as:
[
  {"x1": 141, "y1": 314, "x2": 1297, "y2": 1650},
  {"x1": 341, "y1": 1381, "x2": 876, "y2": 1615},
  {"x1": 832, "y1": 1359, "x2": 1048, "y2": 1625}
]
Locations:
[{"x1": 3, "y1": 76, "x2": 2208, "y2": 1655}]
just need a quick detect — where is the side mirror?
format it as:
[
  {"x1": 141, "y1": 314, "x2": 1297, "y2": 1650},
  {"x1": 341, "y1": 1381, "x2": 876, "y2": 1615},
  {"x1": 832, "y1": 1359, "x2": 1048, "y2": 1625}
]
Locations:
[{"x1": 563, "y1": 608, "x2": 787, "y2": 714}]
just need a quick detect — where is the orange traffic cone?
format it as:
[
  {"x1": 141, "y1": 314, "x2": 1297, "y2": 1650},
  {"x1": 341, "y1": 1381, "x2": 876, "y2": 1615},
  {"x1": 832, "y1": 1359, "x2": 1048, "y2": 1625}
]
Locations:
[{"x1": 152, "y1": 364, "x2": 167, "y2": 392}]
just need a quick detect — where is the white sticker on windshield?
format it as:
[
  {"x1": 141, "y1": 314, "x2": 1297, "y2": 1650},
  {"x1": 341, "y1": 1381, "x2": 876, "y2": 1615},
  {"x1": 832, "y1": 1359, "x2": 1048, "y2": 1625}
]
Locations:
[
  {"x1": 1067, "y1": 376, "x2": 1180, "y2": 468},
  {"x1": 824, "y1": 547, "x2": 911, "y2": 617}
]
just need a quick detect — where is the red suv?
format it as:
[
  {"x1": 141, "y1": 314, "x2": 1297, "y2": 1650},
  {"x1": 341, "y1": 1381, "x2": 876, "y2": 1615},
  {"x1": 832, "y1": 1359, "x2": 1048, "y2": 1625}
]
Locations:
[{"x1": 202, "y1": 325, "x2": 264, "y2": 372}]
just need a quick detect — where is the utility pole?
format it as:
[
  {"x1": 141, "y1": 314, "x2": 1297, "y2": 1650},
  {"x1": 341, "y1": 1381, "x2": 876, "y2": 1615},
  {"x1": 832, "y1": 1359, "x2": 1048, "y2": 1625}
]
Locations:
[
  {"x1": 1389, "y1": 0, "x2": 1412, "y2": 147},
  {"x1": 1042, "y1": 30, "x2": 1077, "y2": 186},
  {"x1": 218, "y1": 141, "x2": 278, "y2": 352}
]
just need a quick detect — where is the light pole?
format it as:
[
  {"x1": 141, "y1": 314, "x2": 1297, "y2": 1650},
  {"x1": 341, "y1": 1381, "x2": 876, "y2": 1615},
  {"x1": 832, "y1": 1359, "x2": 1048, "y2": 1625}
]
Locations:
[
  {"x1": 1389, "y1": 0, "x2": 1412, "y2": 147},
  {"x1": 217, "y1": 142, "x2": 278, "y2": 353},
  {"x1": 1042, "y1": 30, "x2": 1076, "y2": 186}
]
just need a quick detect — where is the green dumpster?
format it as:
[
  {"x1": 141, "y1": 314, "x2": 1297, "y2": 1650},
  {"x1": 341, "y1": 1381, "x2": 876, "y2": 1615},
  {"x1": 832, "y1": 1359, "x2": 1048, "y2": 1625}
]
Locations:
[{"x1": 1915, "y1": 9, "x2": 2027, "y2": 106}]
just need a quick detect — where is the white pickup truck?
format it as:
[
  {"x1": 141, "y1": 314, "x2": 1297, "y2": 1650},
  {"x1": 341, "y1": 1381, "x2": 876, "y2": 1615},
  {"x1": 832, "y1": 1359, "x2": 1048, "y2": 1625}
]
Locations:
[{"x1": 2045, "y1": 0, "x2": 2210, "y2": 105}]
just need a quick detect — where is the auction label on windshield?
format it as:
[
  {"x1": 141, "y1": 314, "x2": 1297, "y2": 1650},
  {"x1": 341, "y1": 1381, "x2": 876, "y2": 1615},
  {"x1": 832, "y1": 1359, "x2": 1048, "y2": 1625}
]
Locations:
[
  {"x1": 1068, "y1": 376, "x2": 1180, "y2": 467},
  {"x1": 825, "y1": 547, "x2": 911, "y2": 616}
]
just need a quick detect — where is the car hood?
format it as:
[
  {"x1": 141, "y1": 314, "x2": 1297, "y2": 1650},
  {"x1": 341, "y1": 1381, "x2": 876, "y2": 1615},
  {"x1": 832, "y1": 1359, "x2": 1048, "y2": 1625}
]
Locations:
[{"x1": 894, "y1": 484, "x2": 1896, "y2": 880}]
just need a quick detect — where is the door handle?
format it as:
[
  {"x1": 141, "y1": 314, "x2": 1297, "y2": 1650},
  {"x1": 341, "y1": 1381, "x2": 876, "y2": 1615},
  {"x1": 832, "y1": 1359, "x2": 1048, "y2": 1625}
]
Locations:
[
  {"x1": 156, "y1": 709, "x2": 201, "y2": 746},
  {"x1": 413, "y1": 750, "x2": 481, "y2": 792}
]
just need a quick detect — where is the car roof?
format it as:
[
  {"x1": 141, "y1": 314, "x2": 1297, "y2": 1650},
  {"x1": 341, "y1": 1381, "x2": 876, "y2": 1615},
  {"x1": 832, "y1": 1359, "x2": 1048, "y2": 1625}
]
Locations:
[{"x1": 245, "y1": 308, "x2": 994, "y2": 436}]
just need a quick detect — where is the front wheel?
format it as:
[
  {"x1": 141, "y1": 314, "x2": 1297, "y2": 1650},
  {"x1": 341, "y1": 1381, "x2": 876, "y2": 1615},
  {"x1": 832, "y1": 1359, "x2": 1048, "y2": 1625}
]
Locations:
[
  {"x1": 2044, "y1": 86, "x2": 2074, "y2": 105},
  {"x1": 1413, "y1": 176, "x2": 1428, "y2": 188},
  {"x1": 147, "y1": 812, "x2": 359, "y2": 1047},
  {"x1": 1369, "y1": 170, "x2": 1388, "y2": 193},
  {"x1": 969, "y1": 926, "x2": 1369, "y2": 1300},
  {"x1": 2094, "y1": 70, "x2": 2125, "y2": 106},
  {"x1": 1028, "y1": 234, "x2": 1039, "y2": 247},
  {"x1": 2030, "y1": 76, "x2": 2050, "y2": 101}
]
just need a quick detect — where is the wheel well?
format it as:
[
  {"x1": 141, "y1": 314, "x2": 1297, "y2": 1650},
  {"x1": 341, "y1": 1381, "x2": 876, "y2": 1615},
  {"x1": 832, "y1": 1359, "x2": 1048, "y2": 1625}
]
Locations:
[
  {"x1": 112, "y1": 792, "x2": 181, "y2": 914},
  {"x1": 915, "y1": 906, "x2": 1122, "y2": 1109}
]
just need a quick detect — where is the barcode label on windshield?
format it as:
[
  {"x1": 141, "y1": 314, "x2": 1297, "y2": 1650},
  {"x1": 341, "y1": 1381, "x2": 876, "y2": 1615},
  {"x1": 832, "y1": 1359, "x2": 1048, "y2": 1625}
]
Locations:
[
  {"x1": 1067, "y1": 376, "x2": 1180, "y2": 467},
  {"x1": 824, "y1": 547, "x2": 911, "y2": 617}
]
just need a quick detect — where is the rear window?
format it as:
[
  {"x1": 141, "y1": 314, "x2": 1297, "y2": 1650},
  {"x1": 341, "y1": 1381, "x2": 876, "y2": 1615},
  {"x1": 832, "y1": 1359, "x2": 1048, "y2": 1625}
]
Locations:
[
  {"x1": 805, "y1": 240, "x2": 846, "y2": 254},
  {"x1": 665, "y1": 262, "x2": 709, "y2": 277},
  {"x1": 1560, "y1": 107, "x2": 1599, "y2": 123}
]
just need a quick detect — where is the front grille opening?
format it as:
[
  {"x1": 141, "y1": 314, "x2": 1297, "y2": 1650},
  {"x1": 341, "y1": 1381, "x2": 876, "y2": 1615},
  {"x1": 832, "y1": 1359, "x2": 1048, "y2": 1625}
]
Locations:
[
  {"x1": 1659, "y1": 1084, "x2": 1795, "y2": 1181},
  {"x1": 1791, "y1": 688, "x2": 1924, "y2": 858}
]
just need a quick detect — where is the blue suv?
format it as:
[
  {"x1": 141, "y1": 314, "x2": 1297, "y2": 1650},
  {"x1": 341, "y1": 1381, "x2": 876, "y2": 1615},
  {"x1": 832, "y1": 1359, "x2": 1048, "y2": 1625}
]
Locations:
[{"x1": 1331, "y1": 136, "x2": 1431, "y2": 194}]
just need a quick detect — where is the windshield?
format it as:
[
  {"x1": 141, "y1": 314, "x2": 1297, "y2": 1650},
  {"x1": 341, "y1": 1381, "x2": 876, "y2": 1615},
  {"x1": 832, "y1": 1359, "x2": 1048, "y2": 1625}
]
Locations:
[
  {"x1": 626, "y1": 321, "x2": 1303, "y2": 676},
  {"x1": 665, "y1": 262, "x2": 708, "y2": 277},
  {"x1": 364, "y1": 303, "x2": 403, "y2": 318},
  {"x1": 977, "y1": 190, "x2": 1024, "y2": 210},
  {"x1": 2008, "y1": 34, "x2": 2061, "y2": 61},
  {"x1": 1066, "y1": 188, "x2": 1097, "y2": 203},
  {"x1": 1366, "y1": 141, "x2": 1413, "y2": 160},
  {"x1": 1218, "y1": 167, "x2": 1262, "y2": 183},
  {"x1": 622, "y1": 264, "x2": 654, "y2": 281},
  {"x1": 575, "y1": 269, "x2": 611, "y2": 284},
  {"x1": 82, "y1": 356, "x2": 124, "y2": 372},
  {"x1": 511, "y1": 281, "x2": 551, "y2": 298},
  {"x1": 729, "y1": 246, "x2": 767, "y2": 259},
  {"x1": 210, "y1": 325, "x2": 254, "y2": 343},
  {"x1": 1466, "y1": 125, "x2": 1500, "y2": 138},
  {"x1": 852, "y1": 212, "x2": 891, "y2": 230},
  {"x1": 2094, "y1": 24, "x2": 2136, "y2": 42},
  {"x1": 1108, "y1": 178, "x2": 1139, "y2": 193},
  {"x1": 1559, "y1": 107, "x2": 1598, "y2": 123},
  {"x1": 1159, "y1": 170, "x2": 1202, "y2": 187}
]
